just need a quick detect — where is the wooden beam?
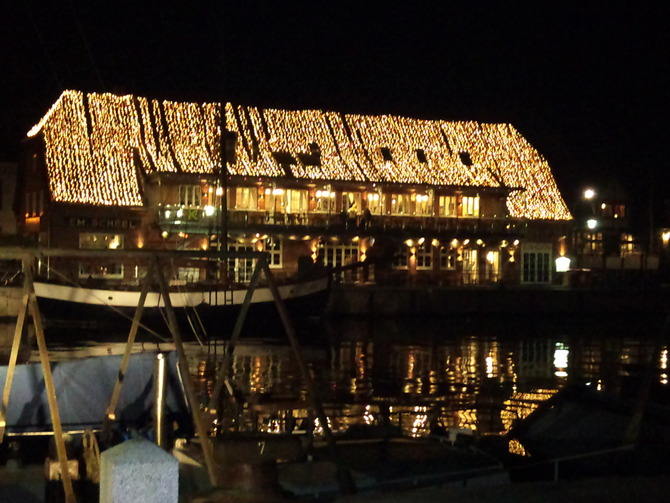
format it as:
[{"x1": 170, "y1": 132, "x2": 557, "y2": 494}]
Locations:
[
  {"x1": 0, "y1": 260, "x2": 31, "y2": 443},
  {"x1": 25, "y1": 258, "x2": 76, "y2": 503},
  {"x1": 0, "y1": 246, "x2": 267, "y2": 261},
  {"x1": 100, "y1": 260, "x2": 154, "y2": 445},
  {"x1": 261, "y1": 261, "x2": 357, "y2": 495},
  {"x1": 154, "y1": 260, "x2": 219, "y2": 487},
  {"x1": 208, "y1": 257, "x2": 265, "y2": 416}
]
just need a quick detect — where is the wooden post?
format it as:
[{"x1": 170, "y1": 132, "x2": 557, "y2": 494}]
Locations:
[
  {"x1": 101, "y1": 260, "x2": 154, "y2": 444},
  {"x1": 24, "y1": 257, "x2": 77, "y2": 503},
  {"x1": 154, "y1": 260, "x2": 219, "y2": 487},
  {"x1": 0, "y1": 255, "x2": 31, "y2": 443},
  {"x1": 154, "y1": 353, "x2": 167, "y2": 449},
  {"x1": 261, "y1": 260, "x2": 357, "y2": 495}
]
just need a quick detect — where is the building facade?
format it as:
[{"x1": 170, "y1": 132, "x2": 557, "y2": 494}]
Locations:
[{"x1": 18, "y1": 90, "x2": 571, "y2": 287}]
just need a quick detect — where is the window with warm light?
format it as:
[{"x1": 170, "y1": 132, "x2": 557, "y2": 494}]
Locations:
[
  {"x1": 79, "y1": 233, "x2": 124, "y2": 250},
  {"x1": 286, "y1": 189, "x2": 308, "y2": 214},
  {"x1": 178, "y1": 185, "x2": 202, "y2": 207},
  {"x1": 342, "y1": 192, "x2": 362, "y2": 215},
  {"x1": 233, "y1": 187, "x2": 258, "y2": 210},
  {"x1": 439, "y1": 245, "x2": 457, "y2": 270},
  {"x1": 177, "y1": 267, "x2": 201, "y2": 283},
  {"x1": 227, "y1": 241, "x2": 255, "y2": 283},
  {"x1": 413, "y1": 193, "x2": 432, "y2": 215},
  {"x1": 78, "y1": 233, "x2": 125, "y2": 279},
  {"x1": 314, "y1": 187, "x2": 336, "y2": 213},
  {"x1": 415, "y1": 242, "x2": 433, "y2": 270},
  {"x1": 262, "y1": 237, "x2": 282, "y2": 268},
  {"x1": 462, "y1": 248, "x2": 478, "y2": 283},
  {"x1": 461, "y1": 196, "x2": 480, "y2": 217},
  {"x1": 365, "y1": 192, "x2": 382, "y2": 214},
  {"x1": 319, "y1": 241, "x2": 359, "y2": 267},
  {"x1": 438, "y1": 195, "x2": 457, "y2": 217},
  {"x1": 387, "y1": 193, "x2": 410, "y2": 215}
]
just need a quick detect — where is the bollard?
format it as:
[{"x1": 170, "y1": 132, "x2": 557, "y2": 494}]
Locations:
[{"x1": 100, "y1": 437, "x2": 178, "y2": 503}]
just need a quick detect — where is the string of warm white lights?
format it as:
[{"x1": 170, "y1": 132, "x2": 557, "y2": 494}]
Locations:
[{"x1": 28, "y1": 90, "x2": 571, "y2": 220}]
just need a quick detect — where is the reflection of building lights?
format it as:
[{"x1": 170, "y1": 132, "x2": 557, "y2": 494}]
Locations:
[
  {"x1": 554, "y1": 343, "x2": 569, "y2": 378},
  {"x1": 176, "y1": 208, "x2": 183, "y2": 218},
  {"x1": 587, "y1": 218, "x2": 598, "y2": 229},
  {"x1": 486, "y1": 356, "x2": 494, "y2": 378}
]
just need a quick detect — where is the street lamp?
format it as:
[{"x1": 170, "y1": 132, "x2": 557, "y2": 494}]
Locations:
[
  {"x1": 586, "y1": 218, "x2": 598, "y2": 230},
  {"x1": 583, "y1": 188, "x2": 596, "y2": 200}
]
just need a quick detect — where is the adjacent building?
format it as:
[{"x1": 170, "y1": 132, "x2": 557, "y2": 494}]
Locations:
[{"x1": 17, "y1": 90, "x2": 571, "y2": 287}]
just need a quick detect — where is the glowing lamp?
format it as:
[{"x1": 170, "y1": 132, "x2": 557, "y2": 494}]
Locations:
[
  {"x1": 555, "y1": 256, "x2": 571, "y2": 272},
  {"x1": 583, "y1": 188, "x2": 596, "y2": 200},
  {"x1": 204, "y1": 205, "x2": 215, "y2": 216},
  {"x1": 586, "y1": 218, "x2": 598, "y2": 229}
]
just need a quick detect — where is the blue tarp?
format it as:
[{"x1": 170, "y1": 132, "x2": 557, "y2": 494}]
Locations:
[{"x1": 0, "y1": 352, "x2": 189, "y2": 433}]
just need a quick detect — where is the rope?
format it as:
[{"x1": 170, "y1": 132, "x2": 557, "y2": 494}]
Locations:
[
  {"x1": 82, "y1": 430, "x2": 100, "y2": 484},
  {"x1": 44, "y1": 264, "x2": 169, "y2": 342}
]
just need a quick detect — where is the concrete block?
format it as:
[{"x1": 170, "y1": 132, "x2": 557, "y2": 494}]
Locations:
[{"x1": 100, "y1": 437, "x2": 178, "y2": 503}]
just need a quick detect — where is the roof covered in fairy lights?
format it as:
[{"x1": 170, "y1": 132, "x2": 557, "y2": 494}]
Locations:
[{"x1": 28, "y1": 90, "x2": 571, "y2": 220}]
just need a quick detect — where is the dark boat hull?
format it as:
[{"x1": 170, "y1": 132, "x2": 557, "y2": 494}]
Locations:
[{"x1": 32, "y1": 277, "x2": 331, "y2": 341}]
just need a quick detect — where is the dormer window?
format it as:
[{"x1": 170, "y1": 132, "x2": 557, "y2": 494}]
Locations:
[
  {"x1": 380, "y1": 148, "x2": 393, "y2": 162},
  {"x1": 459, "y1": 151, "x2": 473, "y2": 166},
  {"x1": 416, "y1": 149, "x2": 427, "y2": 163}
]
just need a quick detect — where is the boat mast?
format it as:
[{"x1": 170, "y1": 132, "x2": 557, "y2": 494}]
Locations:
[{"x1": 219, "y1": 100, "x2": 229, "y2": 283}]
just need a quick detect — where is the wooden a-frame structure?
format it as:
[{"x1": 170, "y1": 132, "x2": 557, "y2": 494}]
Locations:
[{"x1": 0, "y1": 248, "x2": 355, "y2": 500}]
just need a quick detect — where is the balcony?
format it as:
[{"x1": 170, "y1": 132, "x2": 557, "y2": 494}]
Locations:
[{"x1": 157, "y1": 206, "x2": 522, "y2": 240}]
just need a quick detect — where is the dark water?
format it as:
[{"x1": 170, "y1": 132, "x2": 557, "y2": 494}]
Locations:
[
  {"x1": 20, "y1": 314, "x2": 668, "y2": 445},
  {"x1": 215, "y1": 316, "x2": 665, "y2": 440}
]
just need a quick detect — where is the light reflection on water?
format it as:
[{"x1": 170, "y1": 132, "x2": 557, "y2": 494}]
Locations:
[{"x1": 16, "y1": 315, "x2": 668, "y2": 439}]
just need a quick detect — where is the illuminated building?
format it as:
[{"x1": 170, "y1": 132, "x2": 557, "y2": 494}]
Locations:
[
  {"x1": 19, "y1": 90, "x2": 571, "y2": 285},
  {"x1": 570, "y1": 183, "x2": 655, "y2": 282}
]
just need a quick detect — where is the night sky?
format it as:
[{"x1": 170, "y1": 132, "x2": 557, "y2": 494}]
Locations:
[{"x1": 1, "y1": 2, "x2": 667, "y2": 228}]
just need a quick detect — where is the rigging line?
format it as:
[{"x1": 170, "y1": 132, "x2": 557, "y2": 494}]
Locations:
[
  {"x1": 23, "y1": 2, "x2": 65, "y2": 91},
  {"x1": 165, "y1": 257, "x2": 206, "y2": 347},
  {"x1": 44, "y1": 264, "x2": 169, "y2": 342},
  {"x1": 63, "y1": 0, "x2": 106, "y2": 89}
]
